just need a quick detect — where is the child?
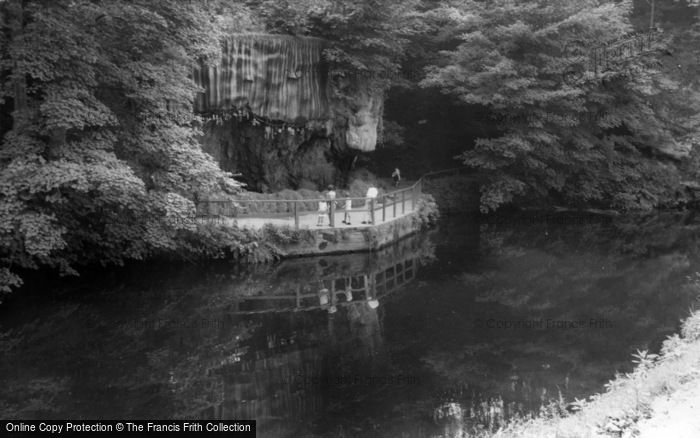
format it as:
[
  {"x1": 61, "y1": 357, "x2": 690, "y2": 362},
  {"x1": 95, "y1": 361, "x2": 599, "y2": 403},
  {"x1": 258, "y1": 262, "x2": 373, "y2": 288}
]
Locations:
[
  {"x1": 343, "y1": 197, "x2": 352, "y2": 225},
  {"x1": 317, "y1": 197, "x2": 328, "y2": 226}
]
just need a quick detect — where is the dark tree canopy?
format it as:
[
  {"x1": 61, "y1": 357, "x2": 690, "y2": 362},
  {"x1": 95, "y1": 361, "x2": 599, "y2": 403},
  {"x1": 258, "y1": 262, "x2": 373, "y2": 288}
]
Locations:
[
  {"x1": 0, "y1": 0, "x2": 245, "y2": 293},
  {"x1": 420, "y1": 0, "x2": 698, "y2": 212},
  {"x1": 2, "y1": 0, "x2": 700, "y2": 294}
]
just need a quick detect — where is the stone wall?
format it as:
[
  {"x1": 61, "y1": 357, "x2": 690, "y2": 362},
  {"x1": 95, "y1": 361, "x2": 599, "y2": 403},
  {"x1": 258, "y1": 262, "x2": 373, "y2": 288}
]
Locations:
[{"x1": 275, "y1": 212, "x2": 425, "y2": 257}]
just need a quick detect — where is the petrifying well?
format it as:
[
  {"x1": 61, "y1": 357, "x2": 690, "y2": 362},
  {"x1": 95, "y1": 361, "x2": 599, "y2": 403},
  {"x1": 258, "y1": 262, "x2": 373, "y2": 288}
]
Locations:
[
  {"x1": 193, "y1": 35, "x2": 330, "y2": 123},
  {"x1": 193, "y1": 34, "x2": 385, "y2": 191}
]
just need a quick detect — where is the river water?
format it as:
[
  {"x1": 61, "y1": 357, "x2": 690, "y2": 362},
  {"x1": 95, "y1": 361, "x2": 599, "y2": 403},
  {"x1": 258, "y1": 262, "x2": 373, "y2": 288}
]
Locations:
[{"x1": 2, "y1": 213, "x2": 700, "y2": 437}]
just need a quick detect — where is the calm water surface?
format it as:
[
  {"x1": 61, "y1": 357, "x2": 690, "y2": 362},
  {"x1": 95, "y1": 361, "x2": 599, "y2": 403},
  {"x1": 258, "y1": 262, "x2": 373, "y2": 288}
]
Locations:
[{"x1": 2, "y1": 213, "x2": 700, "y2": 437}]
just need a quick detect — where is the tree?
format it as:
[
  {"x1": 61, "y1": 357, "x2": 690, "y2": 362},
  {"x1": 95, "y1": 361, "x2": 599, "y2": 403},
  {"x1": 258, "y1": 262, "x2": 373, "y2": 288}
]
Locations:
[
  {"x1": 421, "y1": 0, "x2": 693, "y2": 212},
  {"x1": 243, "y1": 0, "x2": 421, "y2": 106},
  {"x1": 0, "y1": 0, "x2": 244, "y2": 295}
]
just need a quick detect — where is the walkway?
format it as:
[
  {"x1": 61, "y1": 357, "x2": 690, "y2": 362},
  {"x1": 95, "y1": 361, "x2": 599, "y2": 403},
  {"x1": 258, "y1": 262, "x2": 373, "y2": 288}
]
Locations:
[
  {"x1": 196, "y1": 167, "x2": 467, "y2": 231},
  {"x1": 203, "y1": 198, "x2": 416, "y2": 230}
]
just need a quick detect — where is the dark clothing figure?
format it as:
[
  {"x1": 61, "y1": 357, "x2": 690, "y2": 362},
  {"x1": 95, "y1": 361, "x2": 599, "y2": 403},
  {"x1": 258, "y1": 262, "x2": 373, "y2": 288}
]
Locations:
[{"x1": 392, "y1": 168, "x2": 401, "y2": 187}]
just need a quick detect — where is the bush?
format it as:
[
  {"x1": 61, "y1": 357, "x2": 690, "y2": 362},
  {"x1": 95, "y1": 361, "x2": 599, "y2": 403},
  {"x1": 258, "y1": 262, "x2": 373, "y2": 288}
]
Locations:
[
  {"x1": 260, "y1": 223, "x2": 315, "y2": 245},
  {"x1": 412, "y1": 194, "x2": 440, "y2": 229},
  {"x1": 347, "y1": 169, "x2": 391, "y2": 196},
  {"x1": 681, "y1": 311, "x2": 700, "y2": 341}
]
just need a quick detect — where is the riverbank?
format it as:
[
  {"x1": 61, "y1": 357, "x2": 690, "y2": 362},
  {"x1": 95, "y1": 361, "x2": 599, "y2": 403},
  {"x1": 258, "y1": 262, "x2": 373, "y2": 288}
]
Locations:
[{"x1": 497, "y1": 310, "x2": 700, "y2": 438}]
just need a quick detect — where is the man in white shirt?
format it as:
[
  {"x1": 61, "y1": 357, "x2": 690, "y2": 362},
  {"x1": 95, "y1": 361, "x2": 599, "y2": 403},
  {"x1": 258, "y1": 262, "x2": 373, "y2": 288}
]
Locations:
[{"x1": 363, "y1": 186, "x2": 378, "y2": 224}]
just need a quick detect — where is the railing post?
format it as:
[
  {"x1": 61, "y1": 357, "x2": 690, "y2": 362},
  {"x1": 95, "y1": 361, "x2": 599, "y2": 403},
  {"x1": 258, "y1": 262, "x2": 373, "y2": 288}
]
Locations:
[
  {"x1": 416, "y1": 183, "x2": 421, "y2": 207},
  {"x1": 329, "y1": 198, "x2": 335, "y2": 227},
  {"x1": 382, "y1": 195, "x2": 386, "y2": 222},
  {"x1": 393, "y1": 194, "x2": 397, "y2": 218},
  {"x1": 294, "y1": 201, "x2": 299, "y2": 230},
  {"x1": 402, "y1": 190, "x2": 406, "y2": 214},
  {"x1": 370, "y1": 198, "x2": 375, "y2": 224}
]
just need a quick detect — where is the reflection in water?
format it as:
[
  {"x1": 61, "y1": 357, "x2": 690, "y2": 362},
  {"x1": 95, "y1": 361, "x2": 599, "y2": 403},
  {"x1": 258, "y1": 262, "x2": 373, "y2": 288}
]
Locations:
[
  {"x1": 0, "y1": 230, "x2": 435, "y2": 437},
  {"x1": 3, "y1": 213, "x2": 700, "y2": 437},
  {"x1": 212, "y1": 236, "x2": 427, "y2": 436},
  {"x1": 216, "y1": 303, "x2": 388, "y2": 436},
  {"x1": 233, "y1": 248, "x2": 418, "y2": 315}
]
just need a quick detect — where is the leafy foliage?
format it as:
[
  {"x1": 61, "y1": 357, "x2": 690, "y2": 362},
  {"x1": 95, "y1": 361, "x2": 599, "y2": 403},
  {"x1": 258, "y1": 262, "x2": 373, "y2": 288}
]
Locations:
[
  {"x1": 412, "y1": 194, "x2": 440, "y2": 229},
  {"x1": 0, "y1": 0, "x2": 244, "y2": 295},
  {"x1": 421, "y1": 0, "x2": 699, "y2": 212},
  {"x1": 5, "y1": 0, "x2": 700, "y2": 295},
  {"x1": 248, "y1": 0, "x2": 420, "y2": 94}
]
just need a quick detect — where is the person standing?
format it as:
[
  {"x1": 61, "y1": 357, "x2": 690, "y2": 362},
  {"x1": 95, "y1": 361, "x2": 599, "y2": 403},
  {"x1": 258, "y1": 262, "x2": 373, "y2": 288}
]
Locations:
[
  {"x1": 327, "y1": 185, "x2": 336, "y2": 225},
  {"x1": 363, "y1": 186, "x2": 378, "y2": 224},
  {"x1": 317, "y1": 192, "x2": 328, "y2": 227},
  {"x1": 342, "y1": 197, "x2": 352, "y2": 225},
  {"x1": 391, "y1": 168, "x2": 401, "y2": 187}
]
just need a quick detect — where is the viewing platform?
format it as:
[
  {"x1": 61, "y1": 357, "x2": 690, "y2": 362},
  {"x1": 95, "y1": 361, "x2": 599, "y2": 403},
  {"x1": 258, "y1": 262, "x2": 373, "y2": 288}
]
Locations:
[{"x1": 195, "y1": 168, "x2": 466, "y2": 256}]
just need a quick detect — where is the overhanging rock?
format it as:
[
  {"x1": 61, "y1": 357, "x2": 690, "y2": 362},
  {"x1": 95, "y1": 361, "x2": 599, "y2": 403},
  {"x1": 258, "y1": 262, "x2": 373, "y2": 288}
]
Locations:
[
  {"x1": 193, "y1": 34, "x2": 330, "y2": 123},
  {"x1": 193, "y1": 34, "x2": 383, "y2": 153}
]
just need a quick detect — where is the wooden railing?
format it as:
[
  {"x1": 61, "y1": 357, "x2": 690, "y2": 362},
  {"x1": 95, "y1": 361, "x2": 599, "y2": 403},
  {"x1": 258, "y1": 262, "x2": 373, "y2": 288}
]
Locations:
[
  {"x1": 233, "y1": 257, "x2": 418, "y2": 314},
  {"x1": 196, "y1": 166, "x2": 470, "y2": 229}
]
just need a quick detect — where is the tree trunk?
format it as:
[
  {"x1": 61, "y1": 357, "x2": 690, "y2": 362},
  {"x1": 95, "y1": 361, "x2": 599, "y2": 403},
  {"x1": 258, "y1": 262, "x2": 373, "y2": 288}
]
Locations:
[{"x1": 7, "y1": 0, "x2": 27, "y2": 115}]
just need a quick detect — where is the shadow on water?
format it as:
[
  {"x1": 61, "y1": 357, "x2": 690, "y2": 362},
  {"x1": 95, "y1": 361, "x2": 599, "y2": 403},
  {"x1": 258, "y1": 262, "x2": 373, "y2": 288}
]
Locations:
[{"x1": 3, "y1": 212, "x2": 700, "y2": 437}]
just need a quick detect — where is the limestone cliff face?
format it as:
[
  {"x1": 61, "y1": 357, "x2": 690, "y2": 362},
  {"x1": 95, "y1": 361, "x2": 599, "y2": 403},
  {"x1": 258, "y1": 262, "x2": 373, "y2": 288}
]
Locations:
[
  {"x1": 193, "y1": 34, "x2": 384, "y2": 191},
  {"x1": 200, "y1": 117, "x2": 338, "y2": 192},
  {"x1": 193, "y1": 35, "x2": 330, "y2": 123},
  {"x1": 346, "y1": 93, "x2": 383, "y2": 152}
]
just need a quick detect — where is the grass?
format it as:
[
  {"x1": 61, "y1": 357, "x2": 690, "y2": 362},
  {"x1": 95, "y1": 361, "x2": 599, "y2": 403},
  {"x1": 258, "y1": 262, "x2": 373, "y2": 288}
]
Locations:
[{"x1": 493, "y1": 310, "x2": 700, "y2": 438}]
